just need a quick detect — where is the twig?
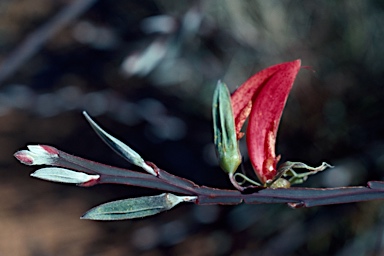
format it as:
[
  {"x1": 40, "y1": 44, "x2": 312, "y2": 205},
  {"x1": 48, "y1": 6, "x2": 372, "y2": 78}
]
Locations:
[{"x1": 15, "y1": 145, "x2": 384, "y2": 207}]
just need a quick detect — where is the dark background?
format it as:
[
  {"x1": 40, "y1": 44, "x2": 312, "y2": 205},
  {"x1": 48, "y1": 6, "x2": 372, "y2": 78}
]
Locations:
[{"x1": 1, "y1": 0, "x2": 384, "y2": 255}]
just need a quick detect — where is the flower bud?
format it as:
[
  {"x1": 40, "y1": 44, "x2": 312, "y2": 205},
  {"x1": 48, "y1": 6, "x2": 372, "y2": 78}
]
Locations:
[
  {"x1": 14, "y1": 145, "x2": 59, "y2": 165},
  {"x1": 212, "y1": 81, "x2": 241, "y2": 174}
]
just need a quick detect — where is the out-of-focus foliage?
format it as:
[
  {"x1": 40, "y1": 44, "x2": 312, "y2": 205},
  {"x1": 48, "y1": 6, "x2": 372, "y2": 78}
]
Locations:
[{"x1": 1, "y1": 0, "x2": 384, "y2": 255}]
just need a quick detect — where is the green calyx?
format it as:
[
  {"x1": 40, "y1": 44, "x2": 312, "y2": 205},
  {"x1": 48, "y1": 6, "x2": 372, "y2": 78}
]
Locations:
[{"x1": 212, "y1": 81, "x2": 241, "y2": 174}]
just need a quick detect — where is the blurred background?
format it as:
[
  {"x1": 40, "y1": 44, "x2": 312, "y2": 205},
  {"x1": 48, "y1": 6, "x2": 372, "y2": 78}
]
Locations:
[{"x1": 1, "y1": 0, "x2": 384, "y2": 255}]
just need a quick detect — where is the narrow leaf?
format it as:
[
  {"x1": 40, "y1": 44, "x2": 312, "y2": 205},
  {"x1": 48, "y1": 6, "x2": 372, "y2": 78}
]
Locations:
[
  {"x1": 31, "y1": 167, "x2": 100, "y2": 184},
  {"x1": 82, "y1": 111, "x2": 156, "y2": 176},
  {"x1": 81, "y1": 193, "x2": 196, "y2": 220}
]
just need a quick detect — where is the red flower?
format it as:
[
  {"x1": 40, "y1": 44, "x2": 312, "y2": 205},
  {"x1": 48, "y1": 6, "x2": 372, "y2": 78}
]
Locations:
[{"x1": 231, "y1": 60, "x2": 301, "y2": 184}]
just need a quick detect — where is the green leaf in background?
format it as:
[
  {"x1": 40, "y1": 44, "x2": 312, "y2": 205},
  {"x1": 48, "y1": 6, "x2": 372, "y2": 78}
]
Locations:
[
  {"x1": 212, "y1": 81, "x2": 241, "y2": 175},
  {"x1": 81, "y1": 193, "x2": 196, "y2": 220}
]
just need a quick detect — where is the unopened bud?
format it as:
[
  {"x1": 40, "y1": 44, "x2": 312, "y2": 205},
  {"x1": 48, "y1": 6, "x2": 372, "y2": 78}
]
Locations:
[
  {"x1": 14, "y1": 145, "x2": 59, "y2": 166},
  {"x1": 212, "y1": 81, "x2": 241, "y2": 174}
]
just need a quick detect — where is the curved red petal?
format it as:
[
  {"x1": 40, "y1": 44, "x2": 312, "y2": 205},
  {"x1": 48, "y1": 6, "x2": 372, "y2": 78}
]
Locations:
[
  {"x1": 231, "y1": 61, "x2": 293, "y2": 139},
  {"x1": 245, "y1": 60, "x2": 301, "y2": 183}
]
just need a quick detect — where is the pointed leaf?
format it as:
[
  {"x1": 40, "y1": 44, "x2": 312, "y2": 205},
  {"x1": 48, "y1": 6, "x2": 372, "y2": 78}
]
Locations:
[
  {"x1": 31, "y1": 167, "x2": 100, "y2": 185},
  {"x1": 81, "y1": 193, "x2": 196, "y2": 220},
  {"x1": 83, "y1": 111, "x2": 156, "y2": 176}
]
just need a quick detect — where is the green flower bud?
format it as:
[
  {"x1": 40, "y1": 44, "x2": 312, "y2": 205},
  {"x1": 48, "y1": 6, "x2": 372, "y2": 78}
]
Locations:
[{"x1": 212, "y1": 81, "x2": 242, "y2": 174}]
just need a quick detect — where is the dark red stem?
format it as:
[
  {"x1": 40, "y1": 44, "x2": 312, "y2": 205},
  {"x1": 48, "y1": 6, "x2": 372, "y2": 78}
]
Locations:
[{"x1": 46, "y1": 147, "x2": 384, "y2": 207}]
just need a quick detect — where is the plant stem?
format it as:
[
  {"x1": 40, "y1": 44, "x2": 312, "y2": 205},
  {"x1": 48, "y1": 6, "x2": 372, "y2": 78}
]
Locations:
[{"x1": 26, "y1": 145, "x2": 384, "y2": 208}]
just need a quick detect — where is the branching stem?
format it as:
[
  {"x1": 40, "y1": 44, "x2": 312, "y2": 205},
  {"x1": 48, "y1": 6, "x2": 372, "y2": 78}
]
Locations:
[{"x1": 35, "y1": 145, "x2": 384, "y2": 208}]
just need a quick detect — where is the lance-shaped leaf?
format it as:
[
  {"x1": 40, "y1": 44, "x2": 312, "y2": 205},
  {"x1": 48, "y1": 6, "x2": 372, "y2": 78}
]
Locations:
[
  {"x1": 31, "y1": 167, "x2": 100, "y2": 185},
  {"x1": 212, "y1": 81, "x2": 241, "y2": 175},
  {"x1": 230, "y1": 60, "x2": 301, "y2": 184},
  {"x1": 81, "y1": 193, "x2": 197, "y2": 220},
  {"x1": 83, "y1": 111, "x2": 157, "y2": 176}
]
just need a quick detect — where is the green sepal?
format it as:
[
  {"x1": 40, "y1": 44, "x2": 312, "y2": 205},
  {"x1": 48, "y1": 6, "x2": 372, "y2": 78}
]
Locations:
[
  {"x1": 270, "y1": 161, "x2": 333, "y2": 186},
  {"x1": 212, "y1": 81, "x2": 241, "y2": 174}
]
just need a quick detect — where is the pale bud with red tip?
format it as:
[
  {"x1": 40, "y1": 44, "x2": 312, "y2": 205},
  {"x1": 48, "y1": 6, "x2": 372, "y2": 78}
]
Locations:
[{"x1": 14, "y1": 145, "x2": 59, "y2": 166}]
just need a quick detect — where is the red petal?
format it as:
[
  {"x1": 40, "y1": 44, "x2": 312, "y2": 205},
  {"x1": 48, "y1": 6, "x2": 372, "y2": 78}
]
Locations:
[
  {"x1": 231, "y1": 62, "x2": 291, "y2": 139},
  {"x1": 244, "y1": 60, "x2": 301, "y2": 183}
]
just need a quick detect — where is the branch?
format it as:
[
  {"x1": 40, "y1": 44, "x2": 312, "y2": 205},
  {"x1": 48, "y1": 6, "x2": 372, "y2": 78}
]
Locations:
[
  {"x1": 13, "y1": 110, "x2": 384, "y2": 220},
  {"x1": 14, "y1": 144, "x2": 384, "y2": 208}
]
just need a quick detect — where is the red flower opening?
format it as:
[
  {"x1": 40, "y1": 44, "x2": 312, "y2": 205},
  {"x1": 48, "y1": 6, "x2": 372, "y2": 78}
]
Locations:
[{"x1": 231, "y1": 60, "x2": 301, "y2": 183}]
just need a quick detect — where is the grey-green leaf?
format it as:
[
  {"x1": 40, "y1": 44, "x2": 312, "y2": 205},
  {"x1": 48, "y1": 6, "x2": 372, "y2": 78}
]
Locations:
[
  {"x1": 31, "y1": 167, "x2": 99, "y2": 184},
  {"x1": 81, "y1": 193, "x2": 196, "y2": 221},
  {"x1": 82, "y1": 111, "x2": 156, "y2": 176}
]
